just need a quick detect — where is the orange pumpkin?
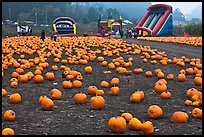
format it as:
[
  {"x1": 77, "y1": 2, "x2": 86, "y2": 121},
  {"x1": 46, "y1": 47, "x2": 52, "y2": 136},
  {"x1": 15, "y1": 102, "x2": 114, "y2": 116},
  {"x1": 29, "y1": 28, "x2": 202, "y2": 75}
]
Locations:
[
  {"x1": 130, "y1": 93, "x2": 141, "y2": 103},
  {"x1": 160, "y1": 91, "x2": 171, "y2": 99},
  {"x1": 73, "y1": 93, "x2": 87, "y2": 104},
  {"x1": 121, "y1": 112, "x2": 133, "y2": 122},
  {"x1": 49, "y1": 89, "x2": 62, "y2": 100},
  {"x1": 2, "y1": 128, "x2": 15, "y2": 135},
  {"x1": 128, "y1": 117, "x2": 142, "y2": 131},
  {"x1": 109, "y1": 86, "x2": 120, "y2": 96},
  {"x1": 194, "y1": 76, "x2": 202, "y2": 86},
  {"x1": 33, "y1": 74, "x2": 44, "y2": 83},
  {"x1": 110, "y1": 78, "x2": 120, "y2": 86},
  {"x1": 9, "y1": 93, "x2": 22, "y2": 103},
  {"x1": 45, "y1": 72, "x2": 55, "y2": 80},
  {"x1": 192, "y1": 108, "x2": 202, "y2": 119},
  {"x1": 108, "y1": 116, "x2": 126, "y2": 133},
  {"x1": 62, "y1": 80, "x2": 73, "y2": 89},
  {"x1": 84, "y1": 66, "x2": 92, "y2": 74},
  {"x1": 184, "y1": 100, "x2": 192, "y2": 106},
  {"x1": 3, "y1": 110, "x2": 16, "y2": 121},
  {"x1": 171, "y1": 111, "x2": 188, "y2": 123},
  {"x1": 2, "y1": 89, "x2": 7, "y2": 97},
  {"x1": 177, "y1": 73, "x2": 186, "y2": 82},
  {"x1": 145, "y1": 71, "x2": 152, "y2": 77},
  {"x1": 100, "y1": 81, "x2": 109, "y2": 88},
  {"x1": 73, "y1": 80, "x2": 83, "y2": 88},
  {"x1": 154, "y1": 82, "x2": 167, "y2": 94},
  {"x1": 87, "y1": 86, "x2": 98, "y2": 95},
  {"x1": 90, "y1": 96, "x2": 105, "y2": 110},
  {"x1": 141, "y1": 121, "x2": 154, "y2": 135},
  {"x1": 10, "y1": 81, "x2": 18, "y2": 88},
  {"x1": 40, "y1": 97, "x2": 54, "y2": 111},
  {"x1": 147, "y1": 105, "x2": 163, "y2": 119}
]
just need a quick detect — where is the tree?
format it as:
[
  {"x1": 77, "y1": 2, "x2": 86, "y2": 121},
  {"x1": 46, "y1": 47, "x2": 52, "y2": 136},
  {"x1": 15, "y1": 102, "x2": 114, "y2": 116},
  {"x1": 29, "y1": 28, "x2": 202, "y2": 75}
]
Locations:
[
  {"x1": 173, "y1": 8, "x2": 186, "y2": 22},
  {"x1": 87, "y1": 7, "x2": 99, "y2": 23},
  {"x1": 82, "y1": 17, "x2": 89, "y2": 24}
]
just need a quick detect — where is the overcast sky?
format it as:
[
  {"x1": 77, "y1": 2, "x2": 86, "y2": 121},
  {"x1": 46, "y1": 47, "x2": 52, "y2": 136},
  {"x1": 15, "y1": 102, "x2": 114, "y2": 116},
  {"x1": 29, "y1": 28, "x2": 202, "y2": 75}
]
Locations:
[{"x1": 151, "y1": 2, "x2": 202, "y2": 15}]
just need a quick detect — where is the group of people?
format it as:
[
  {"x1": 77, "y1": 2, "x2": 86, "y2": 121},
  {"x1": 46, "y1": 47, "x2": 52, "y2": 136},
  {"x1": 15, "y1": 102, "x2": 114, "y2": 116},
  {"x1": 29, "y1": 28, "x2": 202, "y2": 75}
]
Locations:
[
  {"x1": 102, "y1": 27, "x2": 137, "y2": 39},
  {"x1": 40, "y1": 30, "x2": 57, "y2": 42}
]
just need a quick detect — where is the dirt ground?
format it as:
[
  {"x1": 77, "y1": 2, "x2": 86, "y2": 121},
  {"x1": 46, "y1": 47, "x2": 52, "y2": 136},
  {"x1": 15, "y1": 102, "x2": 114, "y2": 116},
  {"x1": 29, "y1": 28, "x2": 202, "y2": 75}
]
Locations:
[{"x1": 2, "y1": 37, "x2": 202, "y2": 135}]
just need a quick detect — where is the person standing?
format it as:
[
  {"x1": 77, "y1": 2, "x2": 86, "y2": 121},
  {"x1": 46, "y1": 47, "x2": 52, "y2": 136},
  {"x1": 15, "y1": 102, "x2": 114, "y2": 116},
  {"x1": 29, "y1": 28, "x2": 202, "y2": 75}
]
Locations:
[{"x1": 41, "y1": 30, "x2": 45, "y2": 41}]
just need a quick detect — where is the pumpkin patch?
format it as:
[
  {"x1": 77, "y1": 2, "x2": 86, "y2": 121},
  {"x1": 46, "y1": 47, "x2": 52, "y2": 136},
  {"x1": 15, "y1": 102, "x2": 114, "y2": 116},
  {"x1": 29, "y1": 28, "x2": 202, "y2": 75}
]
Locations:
[{"x1": 2, "y1": 35, "x2": 202, "y2": 135}]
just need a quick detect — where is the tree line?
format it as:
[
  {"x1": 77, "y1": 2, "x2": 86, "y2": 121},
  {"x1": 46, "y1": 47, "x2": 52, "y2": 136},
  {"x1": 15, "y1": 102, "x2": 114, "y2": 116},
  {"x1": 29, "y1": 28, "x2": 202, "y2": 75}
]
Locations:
[{"x1": 2, "y1": 2, "x2": 129, "y2": 25}]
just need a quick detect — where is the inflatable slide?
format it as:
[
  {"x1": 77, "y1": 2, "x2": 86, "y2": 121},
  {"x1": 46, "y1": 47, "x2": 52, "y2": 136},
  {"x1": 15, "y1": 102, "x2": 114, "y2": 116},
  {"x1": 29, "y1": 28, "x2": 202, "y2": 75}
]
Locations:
[
  {"x1": 53, "y1": 17, "x2": 76, "y2": 35},
  {"x1": 135, "y1": 4, "x2": 172, "y2": 36}
]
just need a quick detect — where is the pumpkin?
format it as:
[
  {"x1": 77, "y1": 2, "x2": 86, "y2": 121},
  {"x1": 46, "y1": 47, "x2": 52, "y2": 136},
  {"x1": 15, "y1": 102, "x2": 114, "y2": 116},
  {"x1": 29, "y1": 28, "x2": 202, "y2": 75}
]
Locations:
[
  {"x1": 186, "y1": 88, "x2": 200, "y2": 98},
  {"x1": 2, "y1": 89, "x2": 7, "y2": 97},
  {"x1": 10, "y1": 81, "x2": 18, "y2": 88},
  {"x1": 133, "y1": 91, "x2": 145, "y2": 100},
  {"x1": 192, "y1": 101, "x2": 200, "y2": 107},
  {"x1": 73, "y1": 93, "x2": 87, "y2": 104},
  {"x1": 87, "y1": 86, "x2": 98, "y2": 95},
  {"x1": 154, "y1": 82, "x2": 167, "y2": 94},
  {"x1": 185, "y1": 68, "x2": 194, "y2": 75},
  {"x1": 110, "y1": 86, "x2": 120, "y2": 96},
  {"x1": 33, "y1": 74, "x2": 44, "y2": 83},
  {"x1": 95, "y1": 89, "x2": 105, "y2": 96},
  {"x1": 155, "y1": 79, "x2": 167, "y2": 85},
  {"x1": 45, "y1": 72, "x2": 55, "y2": 80},
  {"x1": 9, "y1": 93, "x2": 22, "y2": 103},
  {"x1": 39, "y1": 95, "x2": 48, "y2": 104},
  {"x1": 51, "y1": 65, "x2": 58, "y2": 71},
  {"x1": 73, "y1": 80, "x2": 83, "y2": 88},
  {"x1": 101, "y1": 61, "x2": 108, "y2": 67},
  {"x1": 18, "y1": 75, "x2": 29, "y2": 83},
  {"x1": 40, "y1": 97, "x2": 54, "y2": 111},
  {"x1": 121, "y1": 112, "x2": 133, "y2": 122},
  {"x1": 128, "y1": 117, "x2": 142, "y2": 131},
  {"x1": 184, "y1": 100, "x2": 192, "y2": 106},
  {"x1": 130, "y1": 93, "x2": 141, "y2": 103},
  {"x1": 160, "y1": 91, "x2": 171, "y2": 99},
  {"x1": 157, "y1": 71, "x2": 165, "y2": 79},
  {"x1": 110, "y1": 78, "x2": 120, "y2": 86},
  {"x1": 11, "y1": 71, "x2": 19, "y2": 78},
  {"x1": 194, "y1": 76, "x2": 202, "y2": 86},
  {"x1": 2, "y1": 128, "x2": 15, "y2": 135},
  {"x1": 147, "y1": 105, "x2": 163, "y2": 119},
  {"x1": 10, "y1": 78, "x2": 18, "y2": 83},
  {"x1": 154, "y1": 69, "x2": 162, "y2": 75},
  {"x1": 166, "y1": 74, "x2": 174, "y2": 80},
  {"x1": 15, "y1": 68, "x2": 24, "y2": 74},
  {"x1": 191, "y1": 95, "x2": 199, "y2": 101},
  {"x1": 3, "y1": 110, "x2": 16, "y2": 121},
  {"x1": 141, "y1": 121, "x2": 154, "y2": 135},
  {"x1": 108, "y1": 116, "x2": 126, "y2": 133},
  {"x1": 76, "y1": 75, "x2": 83, "y2": 81},
  {"x1": 100, "y1": 81, "x2": 109, "y2": 88},
  {"x1": 143, "y1": 58, "x2": 148, "y2": 63},
  {"x1": 97, "y1": 56, "x2": 104, "y2": 62},
  {"x1": 145, "y1": 71, "x2": 152, "y2": 77},
  {"x1": 171, "y1": 111, "x2": 188, "y2": 123},
  {"x1": 134, "y1": 68, "x2": 143, "y2": 74},
  {"x1": 62, "y1": 80, "x2": 73, "y2": 89},
  {"x1": 90, "y1": 96, "x2": 105, "y2": 110},
  {"x1": 177, "y1": 73, "x2": 186, "y2": 82},
  {"x1": 66, "y1": 74, "x2": 75, "y2": 80},
  {"x1": 49, "y1": 89, "x2": 62, "y2": 100},
  {"x1": 192, "y1": 108, "x2": 202, "y2": 119},
  {"x1": 34, "y1": 69, "x2": 42, "y2": 75},
  {"x1": 84, "y1": 66, "x2": 92, "y2": 74}
]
